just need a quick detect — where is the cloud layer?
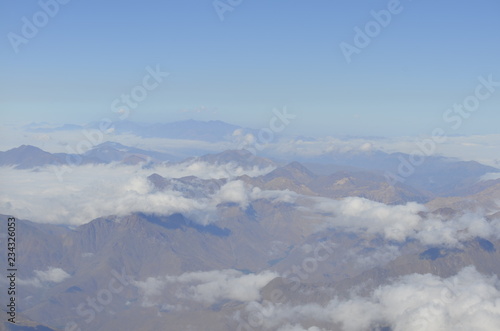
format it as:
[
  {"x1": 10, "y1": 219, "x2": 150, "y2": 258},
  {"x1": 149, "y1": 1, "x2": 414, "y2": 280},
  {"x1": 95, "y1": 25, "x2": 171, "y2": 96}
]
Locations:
[
  {"x1": 238, "y1": 266, "x2": 500, "y2": 331},
  {"x1": 312, "y1": 196, "x2": 500, "y2": 247},
  {"x1": 0, "y1": 162, "x2": 288, "y2": 225}
]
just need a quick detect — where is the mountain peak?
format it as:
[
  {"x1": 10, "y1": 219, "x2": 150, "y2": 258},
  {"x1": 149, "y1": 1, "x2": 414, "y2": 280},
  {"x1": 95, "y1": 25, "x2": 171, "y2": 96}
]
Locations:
[
  {"x1": 264, "y1": 161, "x2": 316, "y2": 184},
  {"x1": 12, "y1": 144, "x2": 46, "y2": 153},
  {"x1": 0, "y1": 145, "x2": 59, "y2": 169}
]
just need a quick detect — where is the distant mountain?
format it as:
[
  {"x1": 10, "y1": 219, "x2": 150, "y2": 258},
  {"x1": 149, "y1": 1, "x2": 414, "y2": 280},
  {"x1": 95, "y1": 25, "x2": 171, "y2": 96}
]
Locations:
[
  {"x1": 0, "y1": 145, "x2": 65, "y2": 169},
  {"x1": 83, "y1": 141, "x2": 178, "y2": 163},
  {"x1": 21, "y1": 119, "x2": 259, "y2": 146},
  {"x1": 86, "y1": 119, "x2": 257, "y2": 142},
  {"x1": 23, "y1": 122, "x2": 83, "y2": 133},
  {"x1": 0, "y1": 143, "x2": 178, "y2": 169},
  {"x1": 295, "y1": 150, "x2": 500, "y2": 197}
]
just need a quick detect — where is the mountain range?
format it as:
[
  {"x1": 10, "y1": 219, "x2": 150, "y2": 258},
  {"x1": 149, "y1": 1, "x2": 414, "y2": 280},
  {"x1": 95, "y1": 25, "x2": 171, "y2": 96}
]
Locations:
[{"x1": 1, "y1": 140, "x2": 500, "y2": 330}]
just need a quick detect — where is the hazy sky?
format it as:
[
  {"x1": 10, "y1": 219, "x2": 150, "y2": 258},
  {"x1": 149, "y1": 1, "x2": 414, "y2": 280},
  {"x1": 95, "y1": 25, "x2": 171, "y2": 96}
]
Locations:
[{"x1": 1, "y1": 0, "x2": 499, "y2": 137}]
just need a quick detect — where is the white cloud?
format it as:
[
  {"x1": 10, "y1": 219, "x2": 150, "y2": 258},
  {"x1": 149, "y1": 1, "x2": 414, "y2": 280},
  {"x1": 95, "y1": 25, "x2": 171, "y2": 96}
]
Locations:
[
  {"x1": 415, "y1": 213, "x2": 500, "y2": 247},
  {"x1": 212, "y1": 182, "x2": 299, "y2": 210},
  {"x1": 329, "y1": 266, "x2": 500, "y2": 331},
  {"x1": 271, "y1": 137, "x2": 377, "y2": 157},
  {"x1": 251, "y1": 187, "x2": 299, "y2": 204},
  {"x1": 239, "y1": 266, "x2": 500, "y2": 331},
  {"x1": 18, "y1": 267, "x2": 71, "y2": 288},
  {"x1": 313, "y1": 197, "x2": 425, "y2": 242},
  {"x1": 134, "y1": 269, "x2": 278, "y2": 307},
  {"x1": 310, "y1": 196, "x2": 500, "y2": 247},
  {"x1": 481, "y1": 173, "x2": 500, "y2": 181},
  {"x1": 2, "y1": 159, "x2": 497, "y2": 249},
  {"x1": 213, "y1": 180, "x2": 252, "y2": 208},
  {"x1": 0, "y1": 164, "x2": 275, "y2": 225}
]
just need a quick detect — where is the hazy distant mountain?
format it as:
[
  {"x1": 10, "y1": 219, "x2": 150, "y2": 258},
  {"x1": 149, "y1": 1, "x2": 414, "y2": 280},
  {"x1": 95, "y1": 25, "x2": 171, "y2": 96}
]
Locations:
[
  {"x1": 0, "y1": 145, "x2": 64, "y2": 169},
  {"x1": 0, "y1": 143, "x2": 178, "y2": 168},
  {"x1": 86, "y1": 119, "x2": 256, "y2": 142},
  {"x1": 24, "y1": 122, "x2": 83, "y2": 133},
  {"x1": 2, "y1": 143, "x2": 495, "y2": 203},
  {"x1": 294, "y1": 151, "x2": 499, "y2": 197},
  {"x1": 83, "y1": 141, "x2": 179, "y2": 163},
  {"x1": 24, "y1": 119, "x2": 250, "y2": 142}
]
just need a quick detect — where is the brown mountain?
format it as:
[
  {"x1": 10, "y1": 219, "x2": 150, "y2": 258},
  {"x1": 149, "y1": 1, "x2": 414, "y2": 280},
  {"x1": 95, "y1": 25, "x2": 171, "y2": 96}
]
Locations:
[{"x1": 241, "y1": 162, "x2": 430, "y2": 204}]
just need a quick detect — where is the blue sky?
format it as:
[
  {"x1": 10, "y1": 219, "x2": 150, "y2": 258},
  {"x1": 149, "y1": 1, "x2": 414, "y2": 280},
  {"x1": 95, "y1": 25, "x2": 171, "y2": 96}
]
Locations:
[{"x1": 1, "y1": 0, "x2": 499, "y2": 137}]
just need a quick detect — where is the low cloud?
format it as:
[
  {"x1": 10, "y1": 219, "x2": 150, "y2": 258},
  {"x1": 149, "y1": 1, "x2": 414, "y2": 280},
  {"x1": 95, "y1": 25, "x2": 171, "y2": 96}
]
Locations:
[
  {"x1": 311, "y1": 196, "x2": 500, "y2": 247},
  {"x1": 240, "y1": 266, "x2": 500, "y2": 331},
  {"x1": 18, "y1": 267, "x2": 71, "y2": 288},
  {"x1": 481, "y1": 172, "x2": 500, "y2": 181},
  {"x1": 4, "y1": 124, "x2": 500, "y2": 168},
  {"x1": 415, "y1": 213, "x2": 500, "y2": 246},
  {"x1": 134, "y1": 269, "x2": 278, "y2": 307},
  {"x1": 213, "y1": 182, "x2": 299, "y2": 210},
  {"x1": 260, "y1": 134, "x2": 500, "y2": 169},
  {"x1": 0, "y1": 164, "x2": 280, "y2": 225},
  {"x1": 313, "y1": 197, "x2": 425, "y2": 242}
]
